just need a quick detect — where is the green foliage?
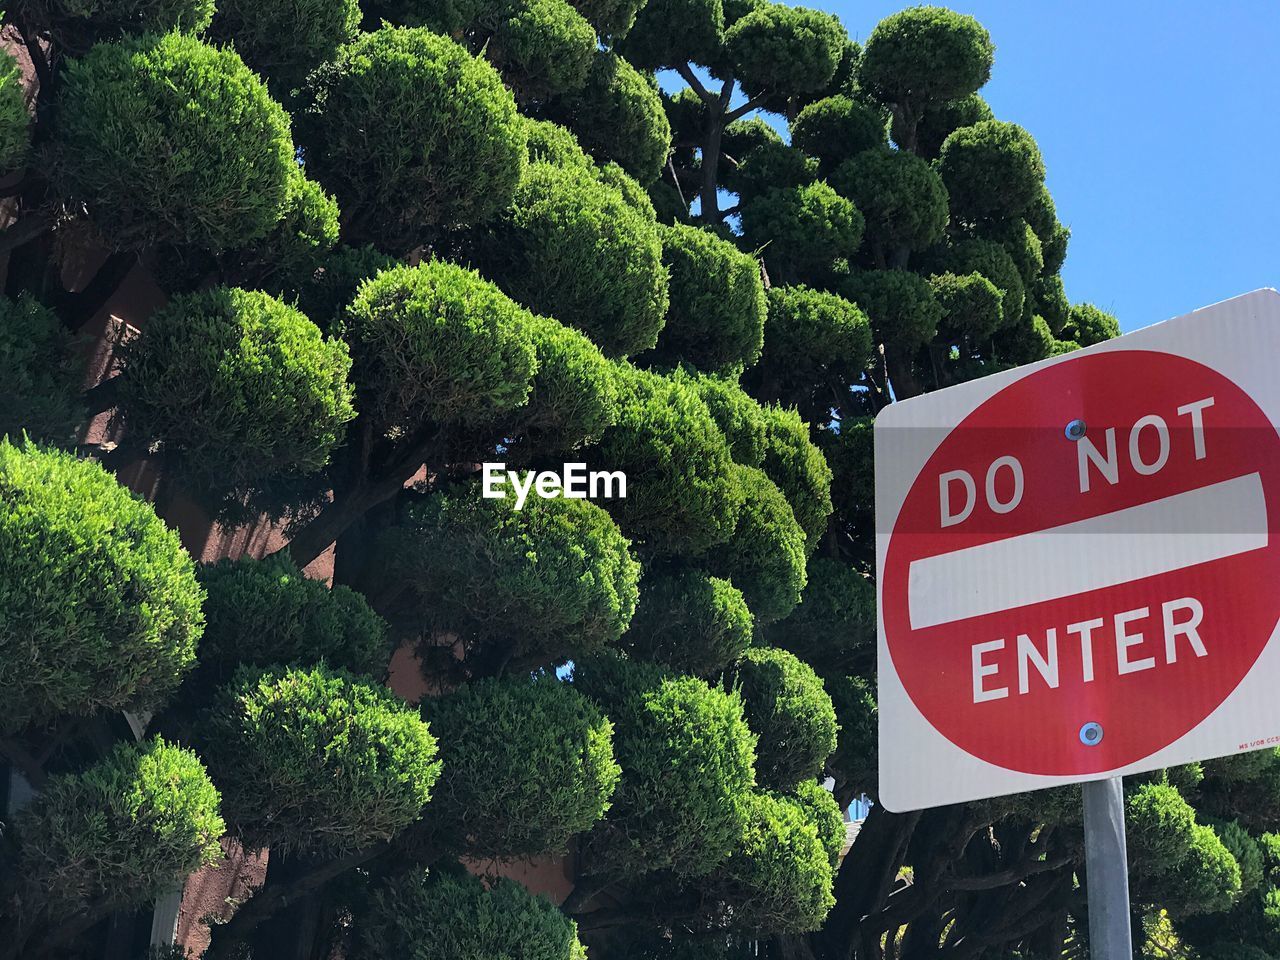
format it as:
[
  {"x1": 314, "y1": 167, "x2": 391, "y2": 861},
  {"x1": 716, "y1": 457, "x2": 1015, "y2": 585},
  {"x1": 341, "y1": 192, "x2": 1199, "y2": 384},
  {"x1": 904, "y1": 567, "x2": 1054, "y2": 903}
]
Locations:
[
  {"x1": 1032, "y1": 273, "x2": 1070, "y2": 333},
  {"x1": 832, "y1": 148, "x2": 948, "y2": 253},
  {"x1": 295, "y1": 244, "x2": 399, "y2": 329},
  {"x1": 740, "y1": 181, "x2": 863, "y2": 283},
  {"x1": 14, "y1": 738, "x2": 223, "y2": 913},
  {"x1": 593, "y1": 365, "x2": 742, "y2": 556},
  {"x1": 1215, "y1": 820, "x2": 1264, "y2": 897},
  {"x1": 554, "y1": 51, "x2": 671, "y2": 184},
  {"x1": 938, "y1": 119, "x2": 1045, "y2": 223},
  {"x1": 1064, "y1": 302, "x2": 1120, "y2": 346},
  {"x1": 649, "y1": 222, "x2": 767, "y2": 372},
  {"x1": 915, "y1": 92, "x2": 992, "y2": 158},
  {"x1": 723, "y1": 115, "x2": 782, "y2": 159},
  {"x1": 0, "y1": 51, "x2": 29, "y2": 172},
  {"x1": 753, "y1": 286, "x2": 872, "y2": 410},
  {"x1": 726, "y1": 140, "x2": 816, "y2": 199},
  {"x1": 620, "y1": 0, "x2": 724, "y2": 71},
  {"x1": 354, "y1": 869, "x2": 588, "y2": 960},
  {"x1": 15, "y1": 0, "x2": 215, "y2": 51},
  {"x1": 346, "y1": 260, "x2": 538, "y2": 430},
  {"x1": 365, "y1": 0, "x2": 487, "y2": 31},
  {"x1": 726, "y1": 646, "x2": 837, "y2": 789},
  {"x1": 481, "y1": 162, "x2": 668, "y2": 357},
  {"x1": 202, "y1": 664, "x2": 440, "y2": 856},
  {"x1": 724, "y1": 4, "x2": 844, "y2": 99},
  {"x1": 491, "y1": 0, "x2": 598, "y2": 101},
  {"x1": 236, "y1": 166, "x2": 342, "y2": 297},
  {"x1": 0, "y1": 440, "x2": 203, "y2": 730},
  {"x1": 931, "y1": 270, "x2": 1004, "y2": 341},
  {"x1": 622, "y1": 569, "x2": 754, "y2": 676},
  {"x1": 757, "y1": 404, "x2": 832, "y2": 553},
  {"x1": 567, "y1": 0, "x2": 643, "y2": 37},
  {"x1": 821, "y1": 416, "x2": 873, "y2": 530},
  {"x1": 0, "y1": 294, "x2": 84, "y2": 445},
  {"x1": 598, "y1": 160, "x2": 659, "y2": 219},
  {"x1": 300, "y1": 26, "x2": 525, "y2": 249},
  {"x1": 379, "y1": 488, "x2": 640, "y2": 662},
  {"x1": 790, "y1": 95, "x2": 885, "y2": 176},
  {"x1": 763, "y1": 557, "x2": 874, "y2": 674},
  {"x1": 942, "y1": 236, "x2": 1025, "y2": 325},
  {"x1": 423, "y1": 673, "x2": 620, "y2": 857},
  {"x1": 825, "y1": 673, "x2": 876, "y2": 798},
  {"x1": 211, "y1": 0, "x2": 360, "y2": 93},
  {"x1": 511, "y1": 312, "x2": 619, "y2": 451},
  {"x1": 684, "y1": 369, "x2": 768, "y2": 467},
  {"x1": 195, "y1": 556, "x2": 388, "y2": 687},
  {"x1": 858, "y1": 6, "x2": 993, "y2": 108},
  {"x1": 706, "y1": 790, "x2": 835, "y2": 932},
  {"x1": 575, "y1": 654, "x2": 756, "y2": 877},
  {"x1": 524, "y1": 116, "x2": 595, "y2": 171},
  {"x1": 55, "y1": 31, "x2": 294, "y2": 252},
  {"x1": 842, "y1": 268, "x2": 942, "y2": 351},
  {"x1": 117, "y1": 286, "x2": 355, "y2": 502},
  {"x1": 792, "y1": 779, "x2": 844, "y2": 867}
]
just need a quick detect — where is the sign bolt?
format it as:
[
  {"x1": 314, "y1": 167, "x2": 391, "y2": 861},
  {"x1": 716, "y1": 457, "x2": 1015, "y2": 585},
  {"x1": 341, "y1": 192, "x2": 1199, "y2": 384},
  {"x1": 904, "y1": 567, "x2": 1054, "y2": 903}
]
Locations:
[
  {"x1": 1079, "y1": 721, "x2": 1104, "y2": 746},
  {"x1": 1065, "y1": 419, "x2": 1087, "y2": 441}
]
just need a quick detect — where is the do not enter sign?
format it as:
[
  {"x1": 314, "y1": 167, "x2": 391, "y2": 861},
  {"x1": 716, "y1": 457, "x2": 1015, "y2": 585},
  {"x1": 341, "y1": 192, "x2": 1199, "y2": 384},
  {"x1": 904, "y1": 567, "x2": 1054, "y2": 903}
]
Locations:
[{"x1": 877, "y1": 290, "x2": 1280, "y2": 811}]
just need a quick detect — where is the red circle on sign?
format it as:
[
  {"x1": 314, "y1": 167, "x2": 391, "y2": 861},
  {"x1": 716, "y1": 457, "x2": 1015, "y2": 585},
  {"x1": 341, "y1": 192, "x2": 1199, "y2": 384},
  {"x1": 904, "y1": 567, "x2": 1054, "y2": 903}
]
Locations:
[{"x1": 883, "y1": 350, "x2": 1280, "y2": 775}]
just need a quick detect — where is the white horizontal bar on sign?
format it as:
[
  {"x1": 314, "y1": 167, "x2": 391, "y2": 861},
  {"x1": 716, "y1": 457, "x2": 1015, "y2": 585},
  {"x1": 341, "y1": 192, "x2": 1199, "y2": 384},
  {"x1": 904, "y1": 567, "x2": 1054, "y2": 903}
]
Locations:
[{"x1": 907, "y1": 472, "x2": 1269, "y2": 630}]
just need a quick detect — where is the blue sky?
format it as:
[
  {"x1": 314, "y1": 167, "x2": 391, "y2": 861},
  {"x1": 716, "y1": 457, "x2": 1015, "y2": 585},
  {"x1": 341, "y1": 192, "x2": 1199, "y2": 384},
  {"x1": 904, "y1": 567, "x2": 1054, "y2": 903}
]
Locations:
[{"x1": 816, "y1": 1, "x2": 1280, "y2": 331}]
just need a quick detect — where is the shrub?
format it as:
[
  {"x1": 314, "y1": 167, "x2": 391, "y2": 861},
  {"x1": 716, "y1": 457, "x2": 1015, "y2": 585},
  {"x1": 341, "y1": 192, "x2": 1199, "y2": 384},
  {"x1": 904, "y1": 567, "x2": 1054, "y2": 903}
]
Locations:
[
  {"x1": 724, "y1": 4, "x2": 845, "y2": 99},
  {"x1": 764, "y1": 557, "x2": 874, "y2": 674},
  {"x1": 481, "y1": 162, "x2": 668, "y2": 358},
  {"x1": 593, "y1": 366, "x2": 742, "y2": 556},
  {"x1": 211, "y1": 0, "x2": 360, "y2": 93},
  {"x1": 379, "y1": 489, "x2": 640, "y2": 662},
  {"x1": 754, "y1": 286, "x2": 872, "y2": 408},
  {"x1": 345, "y1": 260, "x2": 538, "y2": 431},
  {"x1": 857, "y1": 6, "x2": 993, "y2": 107},
  {"x1": 491, "y1": 0, "x2": 597, "y2": 100},
  {"x1": 938, "y1": 120, "x2": 1045, "y2": 223},
  {"x1": 621, "y1": 569, "x2": 754, "y2": 676},
  {"x1": 202, "y1": 664, "x2": 440, "y2": 856},
  {"x1": 842, "y1": 268, "x2": 942, "y2": 354},
  {"x1": 15, "y1": 738, "x2": 223, "y2": 913},
  {"x1": 0, "y1": 51, "x2": 29, "y2": 172},
  {"x1": 0, "y1": 295, "x2": 84, "y2": 445},
  {"x1": 300, "y1": 27, "x2": 525, "y2": 249},
  {"x1": 55, "y1": 32, "x2": 294, "y2": 252},
  {"x1": 424, "y1": 674, "x2": 621, "y2": 857},
  {"x1": 575, "y1": 655, "x2": 756, "y2": 877},
  {"x1": 116, "y1": 286, "x2": 354, "y2": 502},
  {"x1": 0, "y1": 441, "x2": 203, "y2": 730},
  {"x1": 196, "y1": 556, "x2": 388, "y2": 687},
  {"x1": 726, "y1": 646, "x2": 837, "y2": 789},
  {"x1": 831, "y1": 148, "x2": 948, "y2": 253},
  {"x1": 649, "y1": 222, "x2": 767, "y2": 372},
  {"x1": 355, "y1": 870, "x2": 588, "y2": 960}
]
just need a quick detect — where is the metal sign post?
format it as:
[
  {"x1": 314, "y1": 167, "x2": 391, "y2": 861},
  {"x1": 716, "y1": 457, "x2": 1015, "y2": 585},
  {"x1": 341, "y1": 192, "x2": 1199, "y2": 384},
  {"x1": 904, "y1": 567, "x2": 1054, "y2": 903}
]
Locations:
[{"x1": 1082, "y1": 778, "x2": 1132, "y2": 959}]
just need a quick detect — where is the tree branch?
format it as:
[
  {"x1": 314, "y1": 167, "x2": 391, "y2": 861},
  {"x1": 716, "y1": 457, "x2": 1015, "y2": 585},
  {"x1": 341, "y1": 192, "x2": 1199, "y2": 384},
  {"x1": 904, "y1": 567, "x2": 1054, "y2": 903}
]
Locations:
[
  {"x1": 675, "y1": 62, "x2": 713, "y2": 103},
  {"x1": 725, "y1": 91, "x2": 771, "y2": 124}
]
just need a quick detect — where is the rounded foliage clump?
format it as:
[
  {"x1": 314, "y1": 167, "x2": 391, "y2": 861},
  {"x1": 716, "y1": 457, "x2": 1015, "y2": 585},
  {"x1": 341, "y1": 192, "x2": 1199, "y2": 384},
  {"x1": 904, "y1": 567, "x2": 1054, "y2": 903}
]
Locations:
[
  {"x1": 380, "y1": 489, "x2": 640, "y2": 662},
  {"x1": 0, "y1": 440, "x2": 203, "y2": 730},
  {"x1": 14, "y1": 0, "x2": 215, "y2": 51},
  {"x1": 524, "y1": 116, "x2": 595, "y2": 171},
  {"x1": 938, "y1": 120, "x2": 1045, "y2": 222},
  {"x1": 295, "y1": 244, "x2": 399, "y2": 329},
  {"x1": 821, "y1": 415, "x2": 873, "y2": 527},
  {"x1": 740, "y1": 182, "x2": 863, "y2": 283},
  {"x1": 619, "y1": 0, "x2": 724, "y2": 71},
  {"x1": 424, "y1": 674, "x2": 620, "y2": 857},
  {"x1": 483, "y1": 162, "x2": 668, "y2": 358},
  {"x1": 355, "y1": 869, "x2": 588, "y2": 960},
  {"x1": 790, "y1": 95, "x2": 885, "y2": 175},
  {"x1": 117, "y1": 286, "x2": 355, "y2": 500},
  {"x1": 202, "y1": 664, "x2": 440, "y2": 856},
  {"x1": 196, "y1": 556, "x2": 388, "y2": 687},
  {"x1": 764, "y1": 557, "x2": 874, "y2": 674},
  {"x1": 0, "y1": 294, "x2": 84, "y2": 445},
  {"x1": 346, "y1": 260, "x2": 538, "y2": 430},
  {"x1": 574, "y1": 654, "x2": 757, "y2": 877},
  {"x1": 755, "y1": 286, "x2": 872, "y2": 409},
  {"x1": 792, "y1": 779, "x2": 844, "y2": 867},
  {"x1": 831, "y1": 148, "x2": 948, "y2": 253},
  {"x1": 593, "y1": 366, "x2": 742, "y2": 556},
  {"x1": 940, "y1": 238, "x2": 1023, "y2": 327},
  {"x1": 237, "y1": 167, "x2": 342, "y2": 297},
  {"x1": 842, "y1": 268, "x2": 942, "y2": 351},
  {"x1": 568, "y1": 0, "x2": 644, "y2": 37},
  {"x1": 650, "y1": 222, "x2": 767, "y2": 372},
  {"x1": 55, "y1": 31, "x2": 294, "y2": 252},
  {"x1": 622, "y1": 569, "x2": 754, "y2": 676},
  {"x1": 858, "y1": 6, "x2": 993, "y2": 107},
  {"x1": 726, "y1": 140, "x2": 816, "y2": 199},
  {"x1": 726, "y1": 646, "x2": 837, "y2": 789},
  {"x1": 724, "y1": 4, "x2": 845, "y2": 99},
  {"x1": 758, "y1": 404, "x2": 832, "y2": 553},
  {"x1": 931, "y1": 271, "x2": 1004, "y2": 341},
  {"x1": 1033, "y1": 274, "x2": 1070, "y2": 333},
  {"x1": 915, "y1": 92, "x2": 993, "y2": 158},
  {"x1": 0, "y1": 52, "x2": 29, "y2": 173},
  {"x1": 554, "y1": 51, "x2": 671, "y2": 184},
  {"x1": 825, "y1": 674, "x2": 876, "y2": 797},
  {"x1": 491, "y1": 0, "x2": 598, "y2": 101},
  {"x1": 709, "y1": 790, "x2": 835, "y2": 932},
  {"x1": 1064, "y1": 302, "x2": 1120, "y2": 346},
  {"x1": 15, "y1": 738, "x2": 223, "y2": 914},
  {"x1": 512, "y1": 313, "x2": 619, "y2": 451},
  {"x1": 683, "y1": 370, "x2": 768, "y2": 467},
  {"x1": 211, "y1": 0, "x2": 360, "y2": 93},
  {"x1": 300, "y1": 26, "x2": 525, "y2": 249}
]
